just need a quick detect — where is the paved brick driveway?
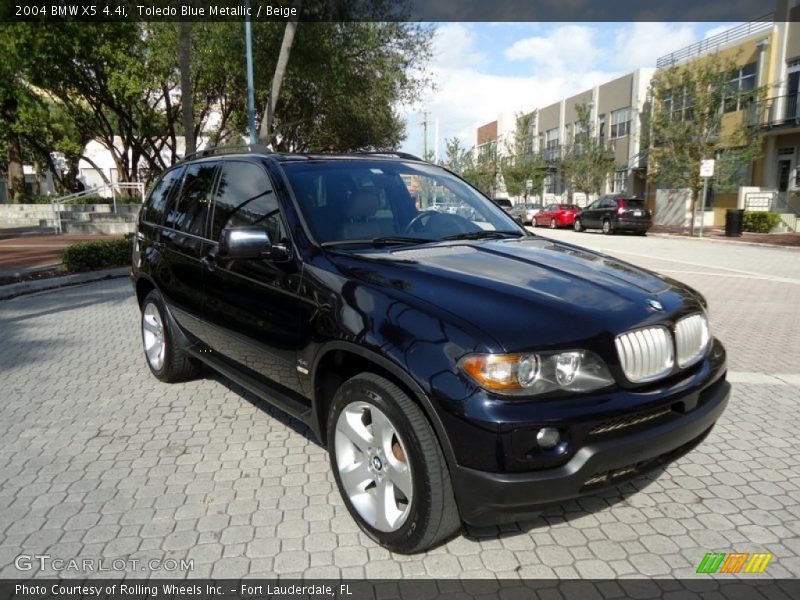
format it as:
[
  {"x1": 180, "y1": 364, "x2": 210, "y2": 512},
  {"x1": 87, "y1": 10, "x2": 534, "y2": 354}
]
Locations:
[{"x1": 1, "y1": 233, "x2": 799, "y2": 579}]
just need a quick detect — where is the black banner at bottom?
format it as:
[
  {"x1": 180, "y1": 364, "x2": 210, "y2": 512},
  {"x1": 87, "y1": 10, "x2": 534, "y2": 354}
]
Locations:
[{"x1": 2, "y1": 579, "x2": 799, "y2": 600}]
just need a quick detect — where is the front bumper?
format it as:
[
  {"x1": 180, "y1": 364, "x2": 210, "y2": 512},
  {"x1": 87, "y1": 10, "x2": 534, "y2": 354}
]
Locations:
[{"x1": 451, "y1": 375, "x2": 730, "y2": 526}]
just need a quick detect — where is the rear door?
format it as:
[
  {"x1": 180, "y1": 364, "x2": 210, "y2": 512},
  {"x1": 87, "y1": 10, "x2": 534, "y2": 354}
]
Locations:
[
  {"x1": 159, "y1": 160, "x2": 219, "y2": 341},
  {"x1": 201, "y1": 160, "x2": 305, "y2": 394}
]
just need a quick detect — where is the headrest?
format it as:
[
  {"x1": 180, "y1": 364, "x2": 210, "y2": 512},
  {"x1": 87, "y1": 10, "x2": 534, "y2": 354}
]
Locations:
[{"x1": 343, "y1": 189, "x2": 379, "y2": 219}]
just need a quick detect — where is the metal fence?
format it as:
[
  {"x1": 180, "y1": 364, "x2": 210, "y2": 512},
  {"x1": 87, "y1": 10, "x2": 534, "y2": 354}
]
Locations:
[
  {"x1": 51, "y1": 181, "x2": 145, "y2": 234},
  {"x1": 656, "y1": 15, "x2": 774, "y2": 69}
]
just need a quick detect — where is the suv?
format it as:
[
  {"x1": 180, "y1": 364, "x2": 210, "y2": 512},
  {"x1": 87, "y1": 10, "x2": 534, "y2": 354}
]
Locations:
[
  {"x1": 492, "y1": 197, "x2": 513, "y2": 212},
  {"x1": 574, "y1": 195, "x2": 652, "y2": 235},
  {"x1": 132, "y1": 147, "x2": 729, "y2": 553}
]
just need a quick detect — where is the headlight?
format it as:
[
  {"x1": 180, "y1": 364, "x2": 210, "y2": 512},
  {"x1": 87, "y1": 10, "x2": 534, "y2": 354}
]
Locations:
[{"x1": 458, "y1": 350, "x2": 614, "y2": 396}]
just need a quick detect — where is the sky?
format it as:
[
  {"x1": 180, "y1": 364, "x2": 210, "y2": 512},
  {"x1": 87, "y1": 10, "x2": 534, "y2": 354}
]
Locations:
[{"x1": 398, "y1": 21, "x2": 737, "y2": 159}]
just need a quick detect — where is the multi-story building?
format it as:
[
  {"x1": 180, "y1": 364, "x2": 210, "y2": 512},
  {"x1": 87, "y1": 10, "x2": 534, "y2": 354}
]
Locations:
[
  {"x1": 475, "y1": 0, "x2": 800, "y2": 230},
  {"x1": 652, "y1": 0, "x2": 799, "y2": 229}
]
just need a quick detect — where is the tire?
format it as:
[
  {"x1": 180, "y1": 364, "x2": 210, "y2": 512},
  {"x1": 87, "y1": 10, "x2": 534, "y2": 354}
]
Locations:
[
  {"x1": 328, "y1": 373, "x2": 460, "y2": 554},
  {"x1": 602, "y1": 219, "x2": 614, "y2": 235},
  {"x1": 141, "y1": 290, "x2": 201, "y2": 382},
  {"x1": 573, "y1": 219, "x2": 583, "y2": 232},
  {"x1": 549, "y1": 218, "x2": 557, "y2": 229}
]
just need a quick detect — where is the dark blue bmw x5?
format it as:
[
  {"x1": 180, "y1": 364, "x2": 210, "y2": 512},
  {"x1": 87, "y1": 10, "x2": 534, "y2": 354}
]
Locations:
[{"x1": 131, "y1": 146, "x2": 729, "y2": 553}]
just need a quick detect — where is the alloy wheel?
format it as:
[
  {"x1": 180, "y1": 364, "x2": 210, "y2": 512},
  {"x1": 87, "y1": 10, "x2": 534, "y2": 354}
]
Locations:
[
  {"x1": 142, "y1": 303, "x2": 166, "y2": 371},
  {"x1": 334, "y1": 401, "x2": 413, "y2": 532}
]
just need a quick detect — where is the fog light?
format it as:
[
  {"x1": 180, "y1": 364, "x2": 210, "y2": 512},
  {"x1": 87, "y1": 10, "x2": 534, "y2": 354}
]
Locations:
[{"x1": 536, "y1": 427, "x2": 560, "y2": 449}]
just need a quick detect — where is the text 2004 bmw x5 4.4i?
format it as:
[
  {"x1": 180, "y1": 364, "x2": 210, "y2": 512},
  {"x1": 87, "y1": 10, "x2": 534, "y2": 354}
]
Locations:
[{"x1": 131, "y1": 147, "x2": 729, "y2": 553}]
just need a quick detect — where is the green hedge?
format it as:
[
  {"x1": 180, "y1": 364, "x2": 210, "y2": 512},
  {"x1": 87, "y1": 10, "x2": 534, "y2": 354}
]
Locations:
[
  {"x1": 743, "y1": 211, "x2": 780, "y2": 233},
  {"x1": 61, "y1": 235, "x2": 133, "y2": 273}
]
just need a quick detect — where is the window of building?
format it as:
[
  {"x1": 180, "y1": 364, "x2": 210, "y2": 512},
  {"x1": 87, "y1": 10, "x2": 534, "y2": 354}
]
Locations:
[
  {"x1": 612, "y1": 169, "x2": 627, "y2": 193},
  {"x1": 545, "y1": 128, "x2": 559, "y2": 160},
  {"x1": 598, "y1": 114, "x2": 606, "y2": 146},
  {"x1": 665, "y1": 87, "x2": 693, "y2": 122},
  {"x1": 723, "y1": 63, "x2": 756, "y2": 113},
  {"x1": 610, "y1": 108, "x2": 631, "y2": 139}
]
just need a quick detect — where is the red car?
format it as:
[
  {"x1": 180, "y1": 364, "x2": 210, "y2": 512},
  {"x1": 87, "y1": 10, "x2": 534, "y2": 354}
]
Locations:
[{"x1": 532, "y1": 203, "x2": 581, "y2": 228}]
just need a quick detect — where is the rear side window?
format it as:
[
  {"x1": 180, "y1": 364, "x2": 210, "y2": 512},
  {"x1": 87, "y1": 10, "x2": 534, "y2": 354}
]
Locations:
[
  {"x1": 142, "y1": 167, "x2": 184, "y2": 225},
  {"x1": 165, "y1": 161, "x2": 218, "y2": 236},
  {"x1": 211, "y1": 161, "x2": 285, "y2": 243}
]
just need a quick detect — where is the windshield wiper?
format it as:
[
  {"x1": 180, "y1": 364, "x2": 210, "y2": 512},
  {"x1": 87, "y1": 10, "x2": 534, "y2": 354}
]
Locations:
[
  {"x1": 321, "y1": 236, "x2": 431, "y2": 248},
  {"x1": 441, "y1": 230, "x2": 524, "y2": 241}
]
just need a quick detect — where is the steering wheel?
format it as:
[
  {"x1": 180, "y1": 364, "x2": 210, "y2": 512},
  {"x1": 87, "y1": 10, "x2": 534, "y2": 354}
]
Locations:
[{"x1": 403, "y1": 210, "x2": 439, "y2": 234}]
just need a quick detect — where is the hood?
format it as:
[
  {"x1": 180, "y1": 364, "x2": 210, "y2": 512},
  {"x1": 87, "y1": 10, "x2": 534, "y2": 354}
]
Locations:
[{"x1": 329, "y1": 237, "x2": 701, "y2": 352}]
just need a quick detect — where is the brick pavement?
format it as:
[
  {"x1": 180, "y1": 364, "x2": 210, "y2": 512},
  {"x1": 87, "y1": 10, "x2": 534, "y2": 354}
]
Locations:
[{"x1": 1, "y1": 232, "x2": 799, "y2": 579}]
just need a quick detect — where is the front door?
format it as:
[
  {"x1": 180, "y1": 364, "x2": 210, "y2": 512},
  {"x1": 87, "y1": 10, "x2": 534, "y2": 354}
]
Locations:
[
  {"x1": 202, "y1": 160, "x2": 304, "y2": 394},
  {"x1": 778, "y1": 157, "x2": 794, "y2": 192}
]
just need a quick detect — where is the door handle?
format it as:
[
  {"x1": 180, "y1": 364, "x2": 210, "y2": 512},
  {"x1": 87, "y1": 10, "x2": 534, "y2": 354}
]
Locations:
[{"x1": 200, "y1": 255, "x2": 217, "y2": 272}]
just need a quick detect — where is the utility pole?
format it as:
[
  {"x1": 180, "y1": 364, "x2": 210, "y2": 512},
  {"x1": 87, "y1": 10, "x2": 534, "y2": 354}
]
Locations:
[
  {"x1": 422, "y1": 111, "x2": 429, "y2": 158},
  {"x1": 244, "y1": 0, "x2": 257, "y2": 145}
]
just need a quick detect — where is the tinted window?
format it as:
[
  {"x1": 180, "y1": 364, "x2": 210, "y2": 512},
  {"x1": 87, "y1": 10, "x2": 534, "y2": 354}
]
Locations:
[
  {"x1": 165, "y1": 161, "x2": 218, "y2": 236},
  {"x1": 142, "y1": 167, "x2": 184, "y2": 225},
  {"x1": 211, "y1": 161, "x2": 285, "y2": 243},
  {"x1": 621, "y1": 199, "x2": 645, "y2": 209}
]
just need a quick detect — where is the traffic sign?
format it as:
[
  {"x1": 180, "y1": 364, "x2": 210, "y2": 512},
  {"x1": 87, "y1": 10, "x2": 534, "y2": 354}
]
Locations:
[{"x1": 700, "y1": 159, "x2": 715, "y2": 178}]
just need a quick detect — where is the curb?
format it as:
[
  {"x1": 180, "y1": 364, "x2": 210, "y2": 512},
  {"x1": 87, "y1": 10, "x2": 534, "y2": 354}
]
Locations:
[
  {"x1": 0, "y1": 267, "x2": 129, "y2": 300},
  {"x1": 648, "y1": 232, "x2": 800, "y2": 251}
]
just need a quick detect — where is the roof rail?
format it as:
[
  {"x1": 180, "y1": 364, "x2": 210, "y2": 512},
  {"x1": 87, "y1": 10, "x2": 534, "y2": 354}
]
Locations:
[
  {"x1": 182, "y1": 144, "x2": 273, "y2": 162},
  {"x1": 352, "y1": 150, "x2": 425, "y2": 162}
]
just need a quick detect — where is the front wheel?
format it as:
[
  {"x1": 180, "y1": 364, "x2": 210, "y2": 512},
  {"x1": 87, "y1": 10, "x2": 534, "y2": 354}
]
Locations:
[
  {"x1": 573, "y1": 219, "x2": 583, "y2": 232},
  {"x1": 328, "y1": 373, "x2": 460, "y2": 553}
]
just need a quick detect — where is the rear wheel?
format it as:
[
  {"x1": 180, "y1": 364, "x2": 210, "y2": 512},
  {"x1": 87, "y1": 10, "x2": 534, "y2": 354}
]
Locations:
[
  {"x1": 328, "y1": 373, "x2": 460, "y2": 553},
  {"x1": 602, "y1": 219, "x2": 614, "y2": 235},
  {"x1": 141, "y1": 290, "x2": 201, "y2": 382},
  {"x1": 549, "y1": 218, "x2": 557, "y2": 229}
]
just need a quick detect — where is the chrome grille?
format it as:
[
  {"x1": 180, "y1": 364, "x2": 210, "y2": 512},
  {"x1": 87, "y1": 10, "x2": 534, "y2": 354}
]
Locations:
[
  {"x1": 615, "y1": 326, "x2": 674, "y2": 383},
  {"x1": 675, "y1": 313, "x2": 710, "y2": 368}
]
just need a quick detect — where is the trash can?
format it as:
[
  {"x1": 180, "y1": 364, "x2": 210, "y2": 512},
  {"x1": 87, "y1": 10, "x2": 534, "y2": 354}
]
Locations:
[{"x1": 725, "y1": 209, "x2": 745, "y2": 237}]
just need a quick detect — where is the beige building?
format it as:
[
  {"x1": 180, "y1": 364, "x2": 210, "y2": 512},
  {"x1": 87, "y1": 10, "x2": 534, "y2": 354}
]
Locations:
[{"x1": 475, "y1": 68, "x2": 654, "y2": 205}]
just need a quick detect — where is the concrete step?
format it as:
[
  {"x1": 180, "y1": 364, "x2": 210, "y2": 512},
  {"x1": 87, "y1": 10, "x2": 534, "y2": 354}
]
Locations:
[{"x1": 62, "y1": 222, "x2": 136, "y2": 235}]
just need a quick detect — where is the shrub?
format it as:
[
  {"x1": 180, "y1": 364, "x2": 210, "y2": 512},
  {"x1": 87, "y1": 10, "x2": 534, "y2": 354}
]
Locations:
[
  {"x1": 17, "y1": 194, "x2": 53, "y2": 204},
  {"x1": 61, "y1": 236, "x2": 133, "y2": 273},
  {"x1": 743, "y1": 211, "x2": 780, "y2": 233}
]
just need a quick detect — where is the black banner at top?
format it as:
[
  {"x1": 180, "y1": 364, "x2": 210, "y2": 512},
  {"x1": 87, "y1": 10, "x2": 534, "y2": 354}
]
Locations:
[{"x1": 1, "y1": 0, "x2": 798, "y2": 23}]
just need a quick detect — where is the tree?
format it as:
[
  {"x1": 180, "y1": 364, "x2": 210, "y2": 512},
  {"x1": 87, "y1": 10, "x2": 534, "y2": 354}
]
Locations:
[
  {"x1": 647, "y1": 53, "x2": 765, "y2": 235},
  {"x1": 259, "y1": 0, "x2": 302, "y2": 145},
  {"x1": 442, "y1": 137, "x2": 473, "y2": 175},
  {"x1": 560, "y1": 103, "x2": 616, "y2": 200},
  {"x1": 463, "y1": 140, "x2": 498, "y2": 195},
  {"x1": 179, "y1": 19, "x2": 195, "y2": 157},
  {"x1": 501, "y1": 111, "x2": 546, "y2": 200}
]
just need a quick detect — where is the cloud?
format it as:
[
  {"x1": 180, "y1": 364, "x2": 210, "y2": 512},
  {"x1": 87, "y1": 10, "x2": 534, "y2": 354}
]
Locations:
[
  {"x1": 611, "y1": 22, "x2": 700, "y2": 71},
  {"x1": 504, "y1": 25, "x2": 600, "y2": 74},
  {"x1": 431, "y1": 23, "x2": 488, "y2": 69}
]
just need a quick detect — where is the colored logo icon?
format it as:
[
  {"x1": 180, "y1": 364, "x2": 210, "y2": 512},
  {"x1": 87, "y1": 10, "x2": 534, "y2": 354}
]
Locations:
[{"x1": 696, "y1": 552, "x2": 773, "y2": 574}]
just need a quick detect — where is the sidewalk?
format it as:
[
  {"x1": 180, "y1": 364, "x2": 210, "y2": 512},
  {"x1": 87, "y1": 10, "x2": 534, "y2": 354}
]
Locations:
[{"x1": 650, "y1": 225, "x2": 800, "y2": 248}]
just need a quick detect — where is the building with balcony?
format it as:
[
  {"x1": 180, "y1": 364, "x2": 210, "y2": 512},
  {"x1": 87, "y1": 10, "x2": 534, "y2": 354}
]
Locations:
[{"x1": 652, "y1": 0, "x2": 799, "y2": 229}]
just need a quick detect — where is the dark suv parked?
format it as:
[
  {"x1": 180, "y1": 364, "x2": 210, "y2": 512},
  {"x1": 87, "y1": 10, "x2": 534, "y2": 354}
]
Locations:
[
  {"x1": 574, "y1": 195, "x2": 652, "y2": 235},
  {"x1": 132, "y1": 147, "x2": 729, "y2": 553}
]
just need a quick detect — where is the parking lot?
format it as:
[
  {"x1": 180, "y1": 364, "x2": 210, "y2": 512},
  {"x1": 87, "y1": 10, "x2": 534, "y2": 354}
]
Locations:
[{"x1": 1, "y1": 231, "x2": 799, "y2": 579}]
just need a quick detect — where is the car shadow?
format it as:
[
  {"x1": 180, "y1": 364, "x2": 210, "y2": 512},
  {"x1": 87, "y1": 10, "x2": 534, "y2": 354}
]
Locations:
[{"x1": 205, "y1": 370, "x2": 323, "y2": 447}]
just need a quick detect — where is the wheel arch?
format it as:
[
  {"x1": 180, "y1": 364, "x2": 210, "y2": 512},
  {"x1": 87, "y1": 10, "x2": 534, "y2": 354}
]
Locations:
[{"x1": 310, "y1": 341, "x2": 458, "y2": 471}]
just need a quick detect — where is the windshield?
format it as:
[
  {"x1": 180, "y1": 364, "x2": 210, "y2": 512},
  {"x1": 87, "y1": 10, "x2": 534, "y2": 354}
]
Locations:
[{"x1": 281, "y1": 160, "x2": 524, "y2": 246}]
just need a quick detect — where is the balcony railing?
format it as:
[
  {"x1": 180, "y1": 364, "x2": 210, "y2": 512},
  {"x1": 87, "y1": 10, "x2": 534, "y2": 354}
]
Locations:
[
  {"x1": 656, "y1": 14, "x2": 774, "y2": 69},
  {"x1": 747, "y1": 94, "x2": 800, "y2": 128}
]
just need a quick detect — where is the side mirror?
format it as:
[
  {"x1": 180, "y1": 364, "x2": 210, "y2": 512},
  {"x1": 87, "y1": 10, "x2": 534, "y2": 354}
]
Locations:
[{"x1": 218, "y1": 226, "x2": 289, "y2": 260}]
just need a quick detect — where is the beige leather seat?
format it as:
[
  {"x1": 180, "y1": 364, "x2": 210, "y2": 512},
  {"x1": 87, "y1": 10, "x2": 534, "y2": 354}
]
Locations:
[{"x1": 338, "y1": 189, "x2": 396, "y2": 240}]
